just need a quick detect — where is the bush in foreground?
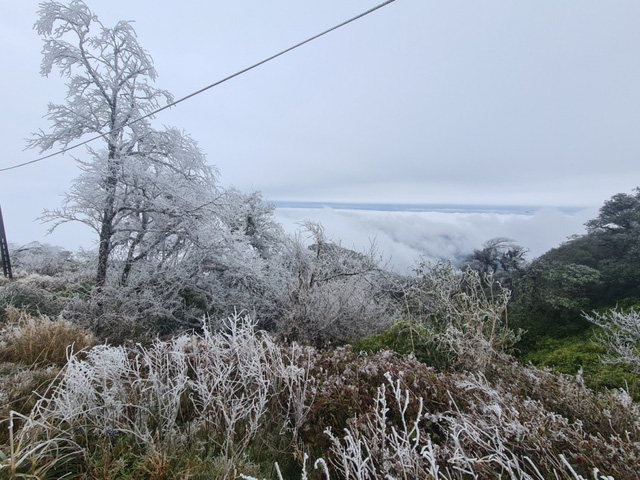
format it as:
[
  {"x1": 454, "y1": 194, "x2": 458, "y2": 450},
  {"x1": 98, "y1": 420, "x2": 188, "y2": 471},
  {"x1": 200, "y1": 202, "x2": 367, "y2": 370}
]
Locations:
[
  {"x1": 585, "y1": 309, "x2": 640, "y2": 374},
  {"x1": 1, "y1": 315, "x2": 311, "y2": 479},
  {"x1": 1, "y1": 315, "x2": 638, "y2": 479}
]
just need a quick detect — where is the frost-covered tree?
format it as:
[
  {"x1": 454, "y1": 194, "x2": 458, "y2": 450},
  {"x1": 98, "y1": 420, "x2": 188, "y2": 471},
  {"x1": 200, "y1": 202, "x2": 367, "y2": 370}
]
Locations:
[
  {"x1": 464, "y1": 237, "x2": 528, "y2": 275},
  {"x1": 177, "y1": 189, "x2": 294, "y2": 327},
  {"x1": 29, "y1": 0, "x2": 218, "y2": 287},
  {"x1": 275, "y1": 221, "x2": 393, "y2": 345}
]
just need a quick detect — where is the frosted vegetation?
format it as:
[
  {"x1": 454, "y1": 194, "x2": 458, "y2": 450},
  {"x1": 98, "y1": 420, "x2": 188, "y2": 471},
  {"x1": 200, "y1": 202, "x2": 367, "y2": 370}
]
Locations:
[
  {"x1": 1, "y1": 1, "x2": 640, "y2": 478},
  {"x1": 1, "y1": 308, "x2": 639, "y2": 478}
]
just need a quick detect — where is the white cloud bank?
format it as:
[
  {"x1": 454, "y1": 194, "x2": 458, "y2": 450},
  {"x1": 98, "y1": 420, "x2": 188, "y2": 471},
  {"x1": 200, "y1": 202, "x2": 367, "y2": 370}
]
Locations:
[
  {"x1": 8, "y1": 203, "x2": 598, "y2": 276},
  {"x1": 274, "y1": 206, "x2": 599, "y2": 274}
]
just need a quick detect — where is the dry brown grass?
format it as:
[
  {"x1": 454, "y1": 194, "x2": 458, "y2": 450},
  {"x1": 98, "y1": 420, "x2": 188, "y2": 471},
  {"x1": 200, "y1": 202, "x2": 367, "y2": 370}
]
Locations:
[{"x1": 0, "y1": 308, "x2": 97, "y2": 365}]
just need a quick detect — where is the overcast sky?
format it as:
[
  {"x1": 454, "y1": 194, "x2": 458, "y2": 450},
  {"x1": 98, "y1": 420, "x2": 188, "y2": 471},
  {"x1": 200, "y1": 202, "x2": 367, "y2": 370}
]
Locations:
[{"x1": 1, "y1": 0, "x2": 639, "y2": 252}]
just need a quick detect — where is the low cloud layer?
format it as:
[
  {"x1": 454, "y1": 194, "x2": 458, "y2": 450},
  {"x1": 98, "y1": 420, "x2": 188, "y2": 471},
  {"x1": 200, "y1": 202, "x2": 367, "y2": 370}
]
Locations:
[{"x1": 274, "y1": 206, "x2": 599, "y2": 274}]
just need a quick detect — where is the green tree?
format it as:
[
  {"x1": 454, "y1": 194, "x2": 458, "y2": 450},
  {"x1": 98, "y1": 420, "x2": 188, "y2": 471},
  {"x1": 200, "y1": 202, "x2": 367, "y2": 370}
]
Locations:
[
  {"x1": 586, "y1": 188, "x2": 640, "y2": 235},
  {"x1": 509, "y1": 259, "x2": 599, "y2": 343},
  {"x1": 584, "y1": 188, "x2": 640, "y2": 301}
]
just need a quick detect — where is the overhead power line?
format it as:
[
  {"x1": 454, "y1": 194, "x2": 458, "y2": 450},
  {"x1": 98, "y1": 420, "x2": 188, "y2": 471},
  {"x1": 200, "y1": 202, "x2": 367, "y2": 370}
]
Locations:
[{"x1": 1, "y1": 0, "x2": 397, "y2": 173}]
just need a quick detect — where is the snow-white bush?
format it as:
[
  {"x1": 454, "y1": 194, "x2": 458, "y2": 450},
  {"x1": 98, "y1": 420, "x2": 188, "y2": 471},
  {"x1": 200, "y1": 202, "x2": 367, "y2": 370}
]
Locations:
[
  {"x1": 189, "y1": 315, "x2": 312, "y2": 457},
  {"x1": 3, "y1": 314, "x2": 312, "y2": 476},
  {"x1": 584, "y1": 308, "x2": 640, "y2": 374},
  {"x1": 404, "y1": 261, "x2": 518, "y2": 372},
  {"x1": 277, "y1": 221, "x2": 393, "y2": 346},
  {"x1": 29, "y1": 337, "x2": 190, "y2": 448}
]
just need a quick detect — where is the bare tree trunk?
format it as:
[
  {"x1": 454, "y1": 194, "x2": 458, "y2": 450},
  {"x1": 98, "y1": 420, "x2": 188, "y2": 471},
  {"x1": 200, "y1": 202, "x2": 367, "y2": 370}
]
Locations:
[
  {"x1": 96, "y1": 193, "x2": 115, "y2": 285},
  {"x1": 121, "y1": 213, "x2": 148, "y2": 286},
  {"x1": 96, "y1": 139, "x2": 119, "y2": 287}
]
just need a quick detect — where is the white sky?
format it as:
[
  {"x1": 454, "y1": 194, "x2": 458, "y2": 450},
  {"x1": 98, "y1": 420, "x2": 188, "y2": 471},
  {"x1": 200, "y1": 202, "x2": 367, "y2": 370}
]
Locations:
[{"x1": 1, "y1": 0, "x2": 639, "y2": 252}]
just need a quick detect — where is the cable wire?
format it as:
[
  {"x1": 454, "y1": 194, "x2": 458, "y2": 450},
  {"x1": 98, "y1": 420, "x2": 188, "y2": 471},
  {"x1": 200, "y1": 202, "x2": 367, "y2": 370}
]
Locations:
[{"x1": 1, "y1": 0, "x2": 397, "y2": 173}]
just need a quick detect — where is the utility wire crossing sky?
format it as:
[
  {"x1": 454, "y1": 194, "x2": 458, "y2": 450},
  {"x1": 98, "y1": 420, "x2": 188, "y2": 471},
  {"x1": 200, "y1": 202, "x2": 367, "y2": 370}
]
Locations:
[{"x1": 0, "y1": 0, "x2": 396, "y2": 173}]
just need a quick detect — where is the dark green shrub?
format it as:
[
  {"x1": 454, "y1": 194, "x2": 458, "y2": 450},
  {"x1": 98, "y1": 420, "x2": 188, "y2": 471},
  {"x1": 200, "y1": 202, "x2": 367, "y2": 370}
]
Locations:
[
  {"x1": 353, "y1": 318, "x2": 450, "y2": 369},
  {"x1": 523, "y1": 335, "x2": 605, "y2": 375},
  {"x1": 523, "y1": 333, "x2": 640, "y2": 400}
]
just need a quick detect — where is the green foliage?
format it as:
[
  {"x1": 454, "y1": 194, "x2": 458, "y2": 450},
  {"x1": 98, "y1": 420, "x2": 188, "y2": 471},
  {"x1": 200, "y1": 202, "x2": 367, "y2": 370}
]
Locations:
[
  {"x1": 589, "y1": 364, "x2": 640, "y2": 399},
  {"x1": 178, "y1": 287, "x2": 210, "y2": 313},
  {"x1": 524, "y1": 334, "x2": 606, "y2": 375},
  {"x1": 509, "y1": 262, "x2": 599, "y2": 351},
  {"x1": 537, "y1": 234, "x2": 601, "y2": 269},
  {"x1": 538, "y1": 188, "x2": 640, "y2": 305},
  {"x1": 523, "y1": 333, "x2": 640, "y2": 400},
  {"x1": 508, "y1": 187, "x2": 640, "y2": 354},
  {"x1": 586, "y1": 188, "x2": 640, "y2": 235},
  {"x1": 513, "y1": 261, "x2": 600, "y2": 314},
  {"x1": 615, "y1": 296, "x2": 640, "y2": 310},
  {"x1": 54, "y1": 280, "x2": 93, "y2": 300},
  {"x1": 353, "y1": 318, "x2": 449, "y2": 369}
]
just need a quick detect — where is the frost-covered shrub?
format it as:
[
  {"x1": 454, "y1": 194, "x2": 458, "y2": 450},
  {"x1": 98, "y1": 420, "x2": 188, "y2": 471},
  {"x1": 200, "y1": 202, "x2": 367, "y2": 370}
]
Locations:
[
  {"x1": 490, "y1": 353, "x2": 640, "y2": 443},
  {"x1": 585, "y1": 309, "x2": 640, "y2": 374},
  {"x1": 3, "y1": 315, "x2": 313, "y2": 478},
  {"x1": 322, "y1": 371, "x2": 629, "y2": 480},
  {"x1": 276, "y1": 222, "x2": 394, "y2": 347},
  {"x1": 3, "y1": 316, "x2": 639, "y2": 479},
  {"x1": 281, "y1": 273, "x2": 392, "y2": 346},
  {"x1": 9, "y1": 242, "x2": 80, "y2": 277},
  {"x1": 301, "y1": 348, "x2": 640, "y2": 479},
  {"x1": 243, "y1": 364, "x2": 634, "y2": 480},
  {"x1": 0, "y1": 281, "x2": 62, "y2": 321},
  {"x1": 189, "y1": 316, "x2": 313, "y2": 457},
  {"x1": 325, "y1": 372, "x2": 442, "y2": 479},
  {"x1": 401, "y1": 261, "x2": 519, "y2": 372},
  {"x1": 35, "y1": 338, "x2": 191, "y2": 449},
  {"x1": 61, "y1": 284, "x2": 183, "y2": 343}
]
